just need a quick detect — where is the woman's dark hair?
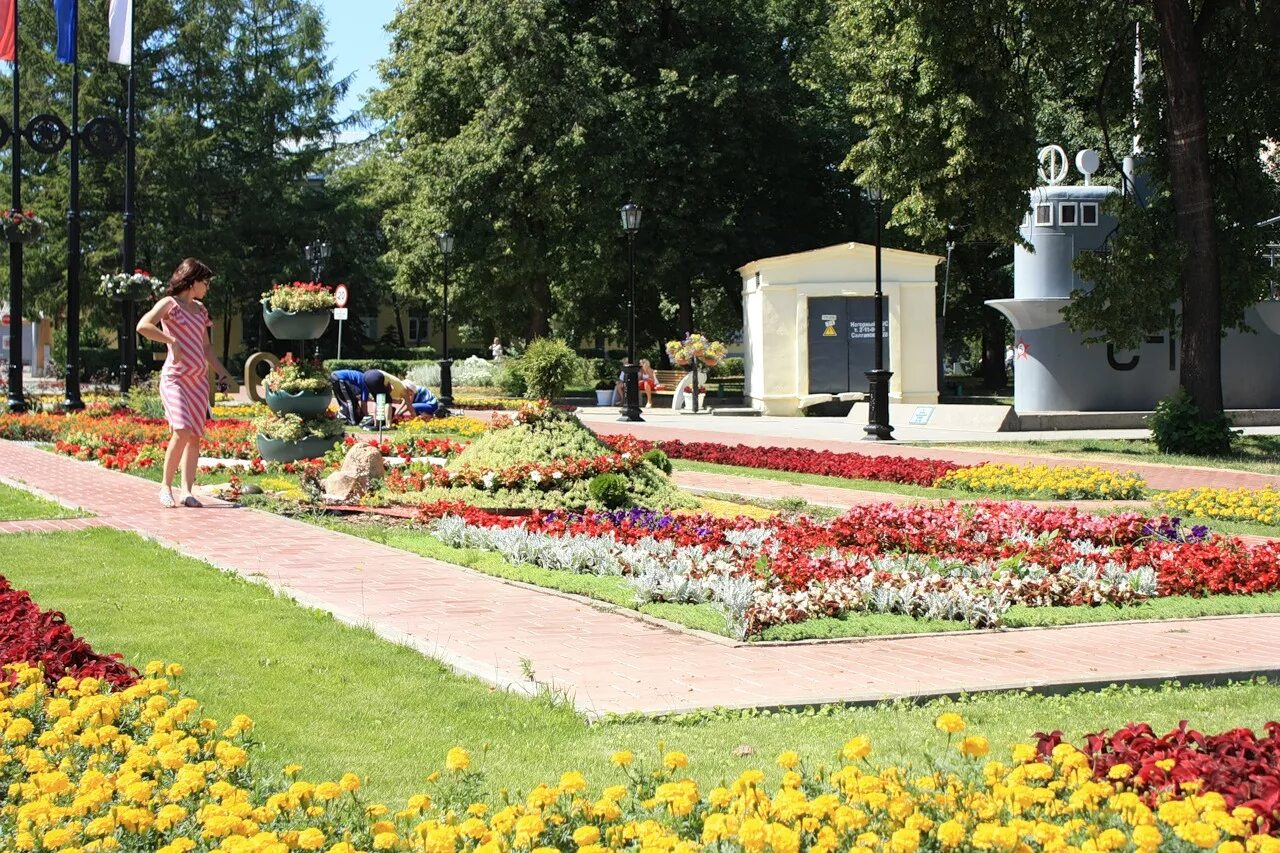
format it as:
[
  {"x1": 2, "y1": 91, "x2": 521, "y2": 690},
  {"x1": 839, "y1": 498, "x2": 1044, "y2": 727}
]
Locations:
[{"x1": 166, "y1": 257, "x2": 213, "y2": 297}]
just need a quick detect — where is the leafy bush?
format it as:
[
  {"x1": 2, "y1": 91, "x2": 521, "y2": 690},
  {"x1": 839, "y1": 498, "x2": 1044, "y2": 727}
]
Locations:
[
  {"x1": 126, "y1": 377, "x2": 166, "y2": 419},
  {"x1": 520, "y1": 338, "x2": 582, "y2": 400},
  {"x1": 322, "y1": 358, "x2": 419, "y2": 378},
  {"x1": 643, "y1": 448, "x2": 672, "y2": 474},
  {"x1": 707, "y1": 356, "x2": 744, "y2": 378},
  {"x1": 587, "y1": 473, "x2": 630, "y2": 508},
  {"x1": 493, "y1": 358, "x2": 527, "y2": 396},
  {"x1": 1147, "y1": 387, "x2": 1238, "y2": 456}
]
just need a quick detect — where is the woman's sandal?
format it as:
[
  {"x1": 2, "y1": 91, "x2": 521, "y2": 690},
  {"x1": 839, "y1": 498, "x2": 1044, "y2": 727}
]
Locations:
[
  {"x1": 159, "y1": 490, "x2": 176, "y2": 508},
  {"x1": 182, "y1": 495, "x2": 203, "y2": 508}
]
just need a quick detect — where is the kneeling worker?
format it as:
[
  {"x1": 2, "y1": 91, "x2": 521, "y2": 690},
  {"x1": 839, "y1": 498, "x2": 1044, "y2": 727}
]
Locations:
[
  {"x1": 329, "y1": 368, "x2": 369, "y2": 425},
  {"x1": 361, "y1": 369, "x2": 439, "y2": 426}
]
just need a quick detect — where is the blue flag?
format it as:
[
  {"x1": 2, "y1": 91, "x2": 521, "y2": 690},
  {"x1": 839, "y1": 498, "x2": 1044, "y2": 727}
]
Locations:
[{"x1": 54, "y1": 0, "x2": 76, "y2": 64}]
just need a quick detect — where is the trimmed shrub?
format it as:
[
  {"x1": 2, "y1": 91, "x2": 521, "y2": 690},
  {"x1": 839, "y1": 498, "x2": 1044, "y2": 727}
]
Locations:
[
  {"x1": 406, "y1": 356, "x2": 498, "y2": 389},
  {"x1": 493, "y1": 359, "x2": 527, "y2": 396},
  {"x1": 1148, "y1": 388, "x2": 1238, "y2": 456},
  {"x1": 588, "y1": 473, "x2": 630, "y2": 508},
  {"x1": 520, "y1": 338, "x2": 582, "y2": 400},
  {"x1": 643, "y1": 448, "x2": 673, "y2": 474}
]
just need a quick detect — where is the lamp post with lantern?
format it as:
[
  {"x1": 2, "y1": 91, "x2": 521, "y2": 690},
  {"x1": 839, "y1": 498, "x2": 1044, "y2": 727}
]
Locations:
[
  {"x1": 436, "y1": 230, "x2": 454, "y2": 412},
  {"x1": 863, "y1": 187, "x2": 895, "y2": 440},
  {"x1": 619, "y1": 202, "x2": 643, "y2": 423}
]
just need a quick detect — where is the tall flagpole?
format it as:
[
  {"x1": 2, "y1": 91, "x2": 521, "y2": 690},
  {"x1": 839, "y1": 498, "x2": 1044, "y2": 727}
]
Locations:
[
  {"x1": 64, "y1": 0, "x2": 83, "y2": 409},
  {"x1": 118, "y1": 0, "x2": 136, "y2": 393},
  {"x1": 6, "y1": 0, "x2": 25, "y2": 412}
]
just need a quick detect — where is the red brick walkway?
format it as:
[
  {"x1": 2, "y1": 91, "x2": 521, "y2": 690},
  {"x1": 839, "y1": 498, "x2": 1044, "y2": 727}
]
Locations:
[
  {"x1": 586, "y1": 420, "x2": 1280, "y2": 492},
  {"x1": 4, "y1": 440, "x2": 1280, "y2": 717}
]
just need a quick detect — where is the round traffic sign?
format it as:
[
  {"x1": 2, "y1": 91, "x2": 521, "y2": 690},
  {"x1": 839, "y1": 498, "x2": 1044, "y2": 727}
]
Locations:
[{"x1": 333, "y1": 284, "x2": 350, "y2": 308}]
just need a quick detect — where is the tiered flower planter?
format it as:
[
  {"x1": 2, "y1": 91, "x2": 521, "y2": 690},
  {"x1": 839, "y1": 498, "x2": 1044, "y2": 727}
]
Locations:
[{"x1": 257, "y1": 297, "x2": 339, "y2": 463}]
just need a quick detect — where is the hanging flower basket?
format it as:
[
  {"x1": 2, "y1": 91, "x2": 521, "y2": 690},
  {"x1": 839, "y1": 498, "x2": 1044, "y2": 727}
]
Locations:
[
  {"x1": 3, "y1": 210, "x2": 46, "y2": 245},
  {"x1": 665, "y1": 333, "x2": 727, "y2": 367},
  {"x1": 261, "y1": 281, "x2": 336, "y2": 340},
  {"x1": 98, "y1": 269, "x2": 165, "y2": 302}
]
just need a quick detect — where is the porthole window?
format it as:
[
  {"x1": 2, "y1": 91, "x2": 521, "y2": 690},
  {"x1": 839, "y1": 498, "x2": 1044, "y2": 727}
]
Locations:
[
  {"x1": 1034, "y1": 203, "x2": 1053, "y2": 226},
  {"x1": 1059, "y1": 203, "x2": 1078, "y2": 226},
  {"x1": 1080, "y1": 202, "x2": 1099, "y2": 226}
]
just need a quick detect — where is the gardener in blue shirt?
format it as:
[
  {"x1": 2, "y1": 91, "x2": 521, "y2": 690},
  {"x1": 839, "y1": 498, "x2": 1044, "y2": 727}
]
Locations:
[{"x1": 329, "y1": 368, "x2": 369, "y2": 425}]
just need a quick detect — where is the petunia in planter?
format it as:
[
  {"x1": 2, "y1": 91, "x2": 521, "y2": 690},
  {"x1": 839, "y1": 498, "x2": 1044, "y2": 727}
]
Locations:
[
  {"x1": 261, "y1": 281, "x2": 337, "y2": 340},
  {"x1": 98, "y1": 269, "x2": 165, "y2": 302},
  {"x1": 3, "y1": 209, "x2": 46, "y2": 245},
  {"x1": 251, "y1": 410, "x2": 345, "y2": 463},
  {"x1": 665, "y1": 333, "x2": 727, "y2": 368},
  {"x1": 262, "y1": 353, "x2": 333, "y2": 417}
]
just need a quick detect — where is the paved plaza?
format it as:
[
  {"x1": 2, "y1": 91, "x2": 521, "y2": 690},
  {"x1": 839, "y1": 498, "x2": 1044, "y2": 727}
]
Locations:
[{"x1": 3, "y1": 427, "x2": 1279, "y2": 719}]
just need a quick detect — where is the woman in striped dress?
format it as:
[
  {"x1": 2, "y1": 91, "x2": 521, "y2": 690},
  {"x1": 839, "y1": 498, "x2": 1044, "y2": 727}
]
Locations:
[{"x1": 135, "y1": 258, "x2": 231, "y2": 508}]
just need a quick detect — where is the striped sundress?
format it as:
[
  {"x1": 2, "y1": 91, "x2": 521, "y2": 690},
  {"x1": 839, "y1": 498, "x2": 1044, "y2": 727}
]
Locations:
[{"x1": 158, "y1": 298, "x2": 213, "y2": 436}]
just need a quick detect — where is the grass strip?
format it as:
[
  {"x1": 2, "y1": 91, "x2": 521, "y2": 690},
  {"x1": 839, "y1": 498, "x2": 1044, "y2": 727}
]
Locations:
[
  {"x1": 8, "y1": 527, "x2": 1280, "y2": 807},
  {"x1": 0, "y1": 481, "x2": 83, "y2": 520}
]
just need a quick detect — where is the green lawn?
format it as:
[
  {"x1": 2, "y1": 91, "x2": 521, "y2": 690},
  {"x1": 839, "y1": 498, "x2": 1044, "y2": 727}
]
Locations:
[
  {"x1": 926, "y1": 435, "x2": 1280, "y2": 477},
  {"x1": 0, "y1": 480, "x2": 82, "y2": 520},
  {"x1": 7, "y1": 527, "x2": 1280, "y2": 808}
]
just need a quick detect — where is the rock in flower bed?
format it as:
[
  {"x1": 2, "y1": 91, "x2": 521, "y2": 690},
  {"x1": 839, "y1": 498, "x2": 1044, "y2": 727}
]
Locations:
[{"x1": 413, "y1": 500, "x2": 1280, "y2": 638}]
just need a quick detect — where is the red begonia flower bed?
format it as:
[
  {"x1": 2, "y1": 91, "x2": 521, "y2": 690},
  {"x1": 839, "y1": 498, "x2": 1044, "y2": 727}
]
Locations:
[
  {"x1": 601, "y1": 435, "x2": 967, "y2": 487},
  {"x1": 0, "y1": 578, "x2": 138, "y2": 688}
]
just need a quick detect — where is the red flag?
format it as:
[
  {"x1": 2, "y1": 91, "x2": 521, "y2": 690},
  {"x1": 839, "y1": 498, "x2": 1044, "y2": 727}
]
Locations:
[{"x1": 0, "y1": 0, "x2": 14, "y2": 62}]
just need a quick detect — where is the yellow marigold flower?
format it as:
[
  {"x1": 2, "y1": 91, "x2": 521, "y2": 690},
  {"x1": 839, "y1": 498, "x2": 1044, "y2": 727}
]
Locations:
[
  {"x1": 1218, "y1": 842, "x2": 1245, "y2": 853},
  {"x1": 1011, "y1": 743, "x2": 1036, "y2": 764},
  {"x1": 445, "y1": 746, "x2": 471, "y2": 772},
  {"x1": 890, "y1": 827, "x2": 921, "y2": 853},
  {"x1": 296, "y1": 827, "x2": 326, "y2": 850},
  {"x1": 339, "y1": 773, "x2": 360, "y2": 792},
  {"x1": 328, "y1": 845, "x2": 356, "y2": 853},
  {"x1": 372, "y1": 831, "x2": 398, "y2": 849},
  {"x1": 843, "y1": 736, "x2": 872, "y2": 761},
  {"x1": 937, "y1": 820, "x2": 966, "y2": 848},
  {"x1": 165, "y1": 663, "x2": 185, "y2": 677},
  {"x1": 42, "y1": 828, "x2": 75, "y2": 848},
  {"x1": 1107, "y1": 763, "x2": 1134, "y2": 780},
  {"x1": 1156, "y1": 758, "x2": 1176, "y2": 771},
  {"x1": 282, "y1": 763, "x2": 303, "y2": 777},
  {"x1": 663, "y1": 751, "x2": 689, "y2": 770},
  {"x1": 314, "y1": 781, "x2": 341, "y2": 800},
  {"x1": 145, "y1": 661, "x2": 164, "y2": 676},
  {"x1": 777, "y1": 751, "x2": 801, "y2": 770},
  {"x1": 935, "y1": 713, "x2": 966, "y2": 734},
  {"x1": 574, "y1": 826, "x2": 601, "y2": 846},
  {"x1": 958, "y1": 736, "x2": 990, "y2": 758},
  {"x1": 560, "y1": 770, "x2": 587, "y2": 793},
  {"x1": 610, "y1": 750, "x2": 633, "y2": 767}
]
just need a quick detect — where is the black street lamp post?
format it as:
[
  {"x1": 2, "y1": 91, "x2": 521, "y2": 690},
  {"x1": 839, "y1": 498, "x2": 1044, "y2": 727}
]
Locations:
[
  {"x1": 864, "y1": 187, "x2": 895, "y2": 441},
  {"x1": 619, "y1": 202, "x2": 643, "y2": 423},
  {"x1": 436, "y1": 230, "x2": 454, "y2": 413},
  {"x1": 305, "y1": 239, "x2": 330, "y2": 282},
  {"x1": 303, "y1": 240, "x2": 330, "y2": 359}
]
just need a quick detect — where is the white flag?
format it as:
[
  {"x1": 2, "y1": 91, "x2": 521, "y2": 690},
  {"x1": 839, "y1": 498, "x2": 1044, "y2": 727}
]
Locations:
[{"x1": 108, "y1": 0, "x2": 131, "y2": 65}]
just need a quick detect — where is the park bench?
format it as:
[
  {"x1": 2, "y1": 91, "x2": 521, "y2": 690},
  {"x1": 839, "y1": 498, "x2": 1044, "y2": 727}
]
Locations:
[{"x1": 648, "y1": 368, "x2": 744, "y2": 406}]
